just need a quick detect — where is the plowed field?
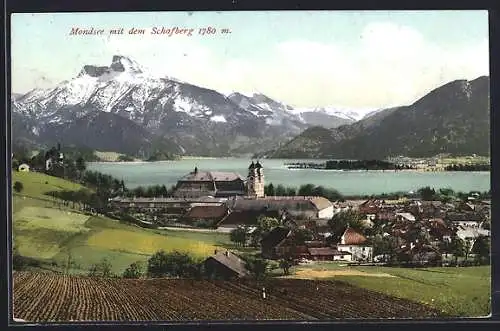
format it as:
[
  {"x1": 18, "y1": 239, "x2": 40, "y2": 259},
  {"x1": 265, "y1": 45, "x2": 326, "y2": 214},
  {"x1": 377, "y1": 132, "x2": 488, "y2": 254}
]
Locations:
[{"x1": 12, "y1": 272, "x2": 443, "y2": 322}]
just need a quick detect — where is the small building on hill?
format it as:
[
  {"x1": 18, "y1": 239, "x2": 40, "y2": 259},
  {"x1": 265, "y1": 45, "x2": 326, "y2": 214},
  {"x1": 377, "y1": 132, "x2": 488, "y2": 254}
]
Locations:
[
  {"x1": 336, "y1": 227, "x2": 373, "y2": 262},
  {"x1": 203, "y1": 250, "x2": 250, "y2": 280},
  {"x1": 18, "y1": 163, "x2": 30, "y2": 172}
]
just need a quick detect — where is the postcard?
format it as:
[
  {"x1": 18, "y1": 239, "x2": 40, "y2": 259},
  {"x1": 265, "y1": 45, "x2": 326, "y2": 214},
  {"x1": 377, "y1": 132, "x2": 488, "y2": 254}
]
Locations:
[{"x1": 10, "y1": 10, "x2": 491, "y2": 323}]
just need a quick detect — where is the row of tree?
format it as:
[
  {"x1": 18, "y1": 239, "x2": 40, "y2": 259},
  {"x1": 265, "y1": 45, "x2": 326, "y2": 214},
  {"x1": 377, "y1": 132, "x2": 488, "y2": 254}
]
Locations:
[
  {"x1": 444, "y1": 163, "x2": 490, "y2": 171},
  {"x1": 264, "y1": 183, "x2": 344, "y2": 201},
  {"x1": 85, "y1": 250, "x2": 276, "y2": 280},
  {"x1": 325, "y1": 159, "x2": 398, "y2": 170}
]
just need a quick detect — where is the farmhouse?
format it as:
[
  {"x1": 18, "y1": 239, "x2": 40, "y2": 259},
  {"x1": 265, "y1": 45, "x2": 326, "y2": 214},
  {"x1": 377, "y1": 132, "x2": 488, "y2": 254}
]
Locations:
[
  {"x1": 336, "y1": 227, "x2": 373, "y2": 262},
  {"x1": 261, "y1": 227, "x2": 293, "y2": 259},
  {"x1": 203, "y1": 250, "x2": 250, "y2": 280}
]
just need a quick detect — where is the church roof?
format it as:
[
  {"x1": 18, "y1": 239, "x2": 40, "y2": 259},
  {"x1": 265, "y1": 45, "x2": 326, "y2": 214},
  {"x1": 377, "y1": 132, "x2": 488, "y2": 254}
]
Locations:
[
  {"x1": 248, "y1": 161, "x2": 255, "y2": 170},
  {"x1": 179, "y1": 170, "x2": 244, "y2": 182}
]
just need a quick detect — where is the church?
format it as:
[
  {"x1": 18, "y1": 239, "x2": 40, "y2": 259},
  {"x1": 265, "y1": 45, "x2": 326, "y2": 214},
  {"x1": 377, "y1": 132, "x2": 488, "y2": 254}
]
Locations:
[
  {"x1": 173, "y1": 161, "x2": 266, "y2": 199},
  {"x1": 173, "y1": 161, "x2": 334, "y2": 221}
]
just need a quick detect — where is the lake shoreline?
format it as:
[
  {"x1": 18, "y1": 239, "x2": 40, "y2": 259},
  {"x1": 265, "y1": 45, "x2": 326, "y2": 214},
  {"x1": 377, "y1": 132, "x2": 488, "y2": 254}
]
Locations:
[{"x1": 87, "y1": 158, "x2": 490, "y2": 195}]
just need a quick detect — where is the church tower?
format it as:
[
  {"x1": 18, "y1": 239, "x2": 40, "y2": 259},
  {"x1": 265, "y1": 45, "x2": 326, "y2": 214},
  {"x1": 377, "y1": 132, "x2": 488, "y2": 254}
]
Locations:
[{"x1": 247, "y1": 160, "x2": 265, "y2": 198}]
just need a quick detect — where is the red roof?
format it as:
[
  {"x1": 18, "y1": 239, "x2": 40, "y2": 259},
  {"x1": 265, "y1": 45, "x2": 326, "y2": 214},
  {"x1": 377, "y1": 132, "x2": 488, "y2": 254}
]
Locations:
[
  {"x1": 184, "y1": 205, "x2": 228, "y2": 219},
  {"x1": 340, "y1": 227, "x2": 367, "y2": 245}
]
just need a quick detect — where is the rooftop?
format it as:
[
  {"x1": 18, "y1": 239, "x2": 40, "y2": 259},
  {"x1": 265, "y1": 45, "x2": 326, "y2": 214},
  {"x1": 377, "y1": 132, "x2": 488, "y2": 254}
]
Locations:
[
  {"x1": 340, "y1": 227, "x2": 367, "y2": 245},
  {"x1": 184, "y1": 205, "x2": 229, "y2": 219},
  {"x1": 179, "y1": 170, "x2": 244, "y2": 182},
  {"x1": 208, "y1": 250, "x2": 250, "y2": 278}
]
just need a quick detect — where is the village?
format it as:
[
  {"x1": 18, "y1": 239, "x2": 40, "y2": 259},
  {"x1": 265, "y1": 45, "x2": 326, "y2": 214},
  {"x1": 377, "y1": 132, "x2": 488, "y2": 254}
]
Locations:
[{"x1": 105, "y1": 160, "x2": 491, "y2": 279}]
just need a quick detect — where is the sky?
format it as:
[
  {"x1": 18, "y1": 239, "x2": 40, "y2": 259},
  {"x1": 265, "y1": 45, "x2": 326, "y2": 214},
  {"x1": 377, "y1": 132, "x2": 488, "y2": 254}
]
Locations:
[{"x1": 11, "y1": 10, "x2": 489, "y2": 110}]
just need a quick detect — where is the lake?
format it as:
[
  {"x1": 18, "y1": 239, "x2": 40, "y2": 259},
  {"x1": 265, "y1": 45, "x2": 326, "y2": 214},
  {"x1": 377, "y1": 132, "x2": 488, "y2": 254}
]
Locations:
[{"x1": 87, "y1": 158, "x2": 490, "y2": 196}]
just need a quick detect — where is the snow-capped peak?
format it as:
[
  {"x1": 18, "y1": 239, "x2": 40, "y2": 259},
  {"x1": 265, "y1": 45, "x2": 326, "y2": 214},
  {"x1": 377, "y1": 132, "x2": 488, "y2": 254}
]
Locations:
[
  {"x1": 289, "y1": 106, "x2": 374, "y2": 122},
  {"x1": 110, "y1": 55, "x2": 144, "y2": 74}
]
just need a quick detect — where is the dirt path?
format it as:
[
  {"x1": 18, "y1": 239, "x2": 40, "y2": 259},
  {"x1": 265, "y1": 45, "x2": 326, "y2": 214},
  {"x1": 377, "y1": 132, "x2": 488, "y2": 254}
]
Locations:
[{"x1": 285, "y1": 268, "x2": 396, "y2": 279}]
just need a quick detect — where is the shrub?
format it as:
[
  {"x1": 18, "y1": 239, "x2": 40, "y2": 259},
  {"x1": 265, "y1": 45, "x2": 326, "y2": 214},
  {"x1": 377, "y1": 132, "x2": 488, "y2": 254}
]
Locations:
[
  {"x1": 123, "y1": 261, "x2": 143, "y2": 278},
  {"x1": 13, "y1": 181, "x2": 24, "y2": 193},
  {"x1": 147, "y1": 250, "x2": 201, "y2": 278}
]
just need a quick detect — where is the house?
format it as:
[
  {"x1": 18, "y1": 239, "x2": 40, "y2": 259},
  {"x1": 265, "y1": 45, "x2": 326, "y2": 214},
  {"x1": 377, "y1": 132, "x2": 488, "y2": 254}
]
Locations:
[
  {"x1": 427, "y1": 218, "x2": 452, "y2": 242},
  {"x1": 358, "y1": 199, "x2": 381, "y2": 215},
  {"x1": 203, "y1": 250, "x2": 250, "y2": 280},
  {"x1": 446, "y1": 212, "x2": 483, "y2": 228},
  {"x1": 260, "y1": 227, "x2": 313, "y2": 260},
  {"x1": 173, "y1": 167, "x2": 246, "y2": 198},
  {"x1": 182, "y1": 205, "x2": 229, "y2": 225},
  {"x1": 18, "y1": 163, "x2": 30, "y2": 172},
  {"x1": 376, "y1": 210, "x2": 397, "y2": 222},
  {"x1": 396, "y1": 212, "x2": 416, "y2": 222},
  {"x1": 307, "y1": 247, "x2": 351, "y2": 261},
  {"x1": 215, "y1": 209, "x2": 281, "y2": 232},
  {"x1": 336, "y1": 227, "x2": 373, "y2": 262},
  {"x1": 260, "y1": 227, "x2": 292, "y2": 259},
  {"x1": 225, "y1": 196, "x2": 334, "y2": 220},
  {"x1": 456, "y1": 227, "x2": 490, "y2": 244},
  {"x1": 108, "y1": 196, "x2": 225, "y2": 213},
  {"x1": 44, "y1": 145, "x2": 64, "y2": 171}
]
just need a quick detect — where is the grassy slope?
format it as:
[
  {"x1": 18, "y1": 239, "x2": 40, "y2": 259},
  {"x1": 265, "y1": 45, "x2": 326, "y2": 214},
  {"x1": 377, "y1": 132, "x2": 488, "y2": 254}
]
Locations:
[
  {"x1": 12, "y1": 171, "x2": 86, "y2": 199},
  {"x1": 342, "y1": 266, "x2": 491, "y2": 317},
  {"x1": 289, "y1": 262, "x2": 490, "y2": 317},
  {"x1": 12, "y1": 171, "x2": 231, "y2": 275}
]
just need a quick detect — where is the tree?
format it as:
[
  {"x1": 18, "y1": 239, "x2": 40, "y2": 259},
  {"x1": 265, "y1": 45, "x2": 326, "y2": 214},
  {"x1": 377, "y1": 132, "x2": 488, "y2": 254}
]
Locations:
[
  {"x1": 13, "y1": 181, "x2": 24, "y2": 193},
  {"x1": 275, "y1": 184, "x2": 287, "y2": 196},
  {"x1": 417, "y1": 186, "x2": 437, "y2": 201},
  {"x1": 327, "y1": 210, "x2": 363, "y2": 243},
  {"x1": 450, "y1": 235, "x2": 466, "y2": 265},
  {"x1": 265, "y1": 183, "x2": 275, "y2": 196},
  {"x1": 88, "y1": 258, "x2": 113, "y2": 277},
  {"x1": 292, "y1": 228, "x2": 314, "y2": 245},
  {"x1": 472, "y1": 235, "x2": 490, "y2": 265},
  {"x1": 244, "y1": 256, "x2": 269, "y2": 280},
  {"x1": 230, "y1": 226, "x2": 249, "y2": 247},
  {"x1": 279, "y1": 257, "x2": 293, "y2": 276},
  {"x1": 298, "y1": 184, "x2": 315, "y2": 196},
  {"x1": 147, "y1": 250, "x2": 200, "y2": 278},
  {"x1": 123, "y1": 261, "x2": 144, "y2": 278},
  {"x1": 75, "y1": 156, "x2": 86, "y2": 179}
]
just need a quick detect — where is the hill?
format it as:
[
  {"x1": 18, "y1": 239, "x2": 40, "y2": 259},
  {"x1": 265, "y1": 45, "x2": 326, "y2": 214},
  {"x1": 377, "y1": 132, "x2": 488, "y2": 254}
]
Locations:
[
  {"x1": 268, "y1": 76, "x2": 490, "y2": 159},
  {"x1": 12, "y1": 171, "x2": 231, "y2": 274}
]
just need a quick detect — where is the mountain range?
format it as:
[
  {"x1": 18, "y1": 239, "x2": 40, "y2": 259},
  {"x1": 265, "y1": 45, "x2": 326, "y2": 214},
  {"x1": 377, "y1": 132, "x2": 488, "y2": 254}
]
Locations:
[
  {"x1": 11, "y1": 55, "x2": 489, "y2": 160},
  {"x1": 11, "y1": 55, "x2": 362, "y2": 157},
  {"x1": 263, "y1": 76, "x2": 490, "y2": 159}
]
